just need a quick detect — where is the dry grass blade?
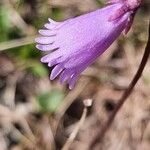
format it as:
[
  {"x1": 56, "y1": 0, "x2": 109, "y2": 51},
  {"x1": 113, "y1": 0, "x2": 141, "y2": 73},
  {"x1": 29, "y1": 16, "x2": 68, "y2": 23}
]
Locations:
[
  {"x1": 62, "y1": 99, "x2": 93, "y2": 150},
  {"x1": 0, "y1": 36, "x2": 36, "y2": 51}
]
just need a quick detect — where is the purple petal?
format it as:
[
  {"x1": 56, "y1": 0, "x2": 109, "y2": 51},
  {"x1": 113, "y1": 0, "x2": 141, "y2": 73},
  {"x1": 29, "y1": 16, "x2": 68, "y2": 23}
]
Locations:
[
  {"x1": 48, "y1": 18, "x2": 60, "y2": 25},
  {"x1": 40, "y1": 51, "x2": 61, "y2": 63},
  {"x1": 48, "y1": 59, "x2": 59, "y2": 67},
  {"x1": 36, "y1": 44, "x2": 59, "y2": 51},
  {"x1": 35, "y1": 0, "x2": 140, "y2": 89},
  {"x1": 68, "y1": 74, "x2": 78, "y2": 90},
  {"x1": 50, "y1": 65, "x2": 64, "y2": 80},
  {"x1": 35, "y1": 37, "x2": 54, "y2": 44},
  {"x1": 39, "y1": 30, "x2": 57, "y2": 36},
  {"x1": 44, "y1": 23, "x2": 57, "y2": 30},
  {"x1": 59, "y1": 69, "x2": 73, "y2": 84}
]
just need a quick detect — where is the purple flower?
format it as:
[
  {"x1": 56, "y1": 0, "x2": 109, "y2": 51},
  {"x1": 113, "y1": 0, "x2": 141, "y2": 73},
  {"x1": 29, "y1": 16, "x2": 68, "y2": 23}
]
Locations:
[{"x1": 35, "y1": 0, "x2": 140, "y2": 89}]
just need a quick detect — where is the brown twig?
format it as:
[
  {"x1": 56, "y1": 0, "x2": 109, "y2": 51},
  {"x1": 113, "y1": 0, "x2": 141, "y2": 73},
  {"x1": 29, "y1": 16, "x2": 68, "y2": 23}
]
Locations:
[{"x1": 89, "y1": 19, "x2": 150, "y2": 149}]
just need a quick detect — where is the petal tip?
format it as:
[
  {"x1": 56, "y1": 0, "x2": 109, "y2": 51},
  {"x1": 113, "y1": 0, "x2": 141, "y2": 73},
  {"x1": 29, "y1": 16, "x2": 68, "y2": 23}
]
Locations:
[
  {"x1": 35, "y1": 37, "x2": 40, "y2": 43},
  {"x1": 36, "y1": 45, "x2": 44, "y2": 51},
  {"x1": 36, "y1": 44, "x2": 40, "y2": 50},
  {"x1": 40, "y1": 57, "x2": 46, "y2": 63}
]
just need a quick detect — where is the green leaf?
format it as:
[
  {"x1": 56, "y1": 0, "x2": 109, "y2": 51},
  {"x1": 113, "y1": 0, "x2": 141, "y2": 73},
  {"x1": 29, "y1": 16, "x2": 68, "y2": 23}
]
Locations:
[
  {"x1": 0, "y1": 5, "x2": 11, "y2": 41},
  {"x1": 51, "y1": 7, "x2": 63, "y2": 20},
  {"x1": 29, "y1": 62, "x2": 48, "y2": 77},
  {"x1": 37, "y1": 90, "x2": 64, "y2": 113}
]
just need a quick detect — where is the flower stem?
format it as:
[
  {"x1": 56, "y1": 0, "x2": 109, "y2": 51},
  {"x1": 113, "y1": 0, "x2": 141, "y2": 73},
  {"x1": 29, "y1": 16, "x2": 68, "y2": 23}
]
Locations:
[{"x1": 89, "y1": 19, "x2": 150, "y2": 149}]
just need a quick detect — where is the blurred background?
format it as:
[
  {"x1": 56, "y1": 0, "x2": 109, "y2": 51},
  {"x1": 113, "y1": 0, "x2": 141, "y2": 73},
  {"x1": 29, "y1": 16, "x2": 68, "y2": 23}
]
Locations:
[{"x1": 0, "y1": 0, "x2": 150, "y2": 150}]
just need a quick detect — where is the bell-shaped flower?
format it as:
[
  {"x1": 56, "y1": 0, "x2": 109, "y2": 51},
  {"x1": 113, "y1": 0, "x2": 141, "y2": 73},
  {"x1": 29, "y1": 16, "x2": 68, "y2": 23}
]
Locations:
[{"x1": 35, "y1": 0, "x2": 141, "y2": 89}]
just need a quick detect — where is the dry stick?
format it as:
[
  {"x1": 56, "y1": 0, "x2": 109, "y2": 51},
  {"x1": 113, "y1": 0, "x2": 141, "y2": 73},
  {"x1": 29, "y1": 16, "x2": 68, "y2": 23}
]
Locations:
[
  {"x1": 62, "y1": 107, "x2": 87, "y2": 150},
  {"x1": 62, "y1": 99, "x2": 93, "y2": 150},
  {"x1": 89, "y1": 20, "x2": 150, "y2": 149}
]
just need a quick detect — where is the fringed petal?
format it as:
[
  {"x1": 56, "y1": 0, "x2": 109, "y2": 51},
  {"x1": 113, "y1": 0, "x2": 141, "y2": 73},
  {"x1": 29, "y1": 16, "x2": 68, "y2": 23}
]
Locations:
[
  {"x1": 35, "y1": 0, "x2": 140, "y2": 89},
  {"x1": 39, "y1": 30, "x2": 57, "y2": 36},
  {"x1": 36, "y1": 44, "x2": 59, "y2": 51},
  {"x1": 35, "y1": 36, "x2": 54, "y2": 44},
  {"x1": 50, "y1": 65, "x2": 64, "y2": 80},
  {"x1": 40, "y1": 51, "x2": 61, "y2": 63}
]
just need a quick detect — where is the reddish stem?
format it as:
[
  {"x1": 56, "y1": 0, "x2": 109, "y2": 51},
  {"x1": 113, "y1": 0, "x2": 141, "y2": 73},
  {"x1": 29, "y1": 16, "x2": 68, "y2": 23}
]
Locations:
[{"x1": 89, "y1": 19, "x2": 150, "y2": 149}]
